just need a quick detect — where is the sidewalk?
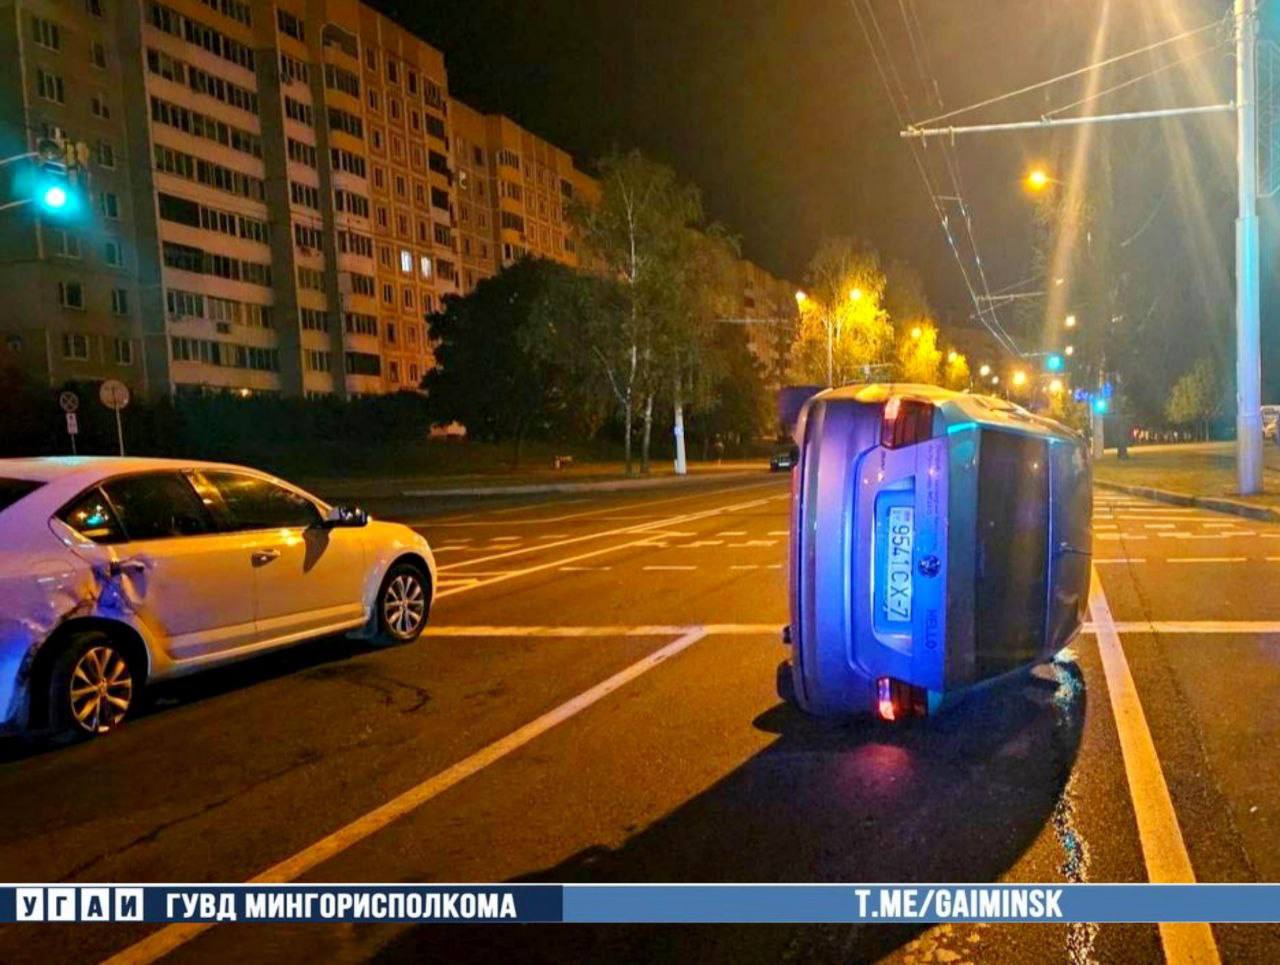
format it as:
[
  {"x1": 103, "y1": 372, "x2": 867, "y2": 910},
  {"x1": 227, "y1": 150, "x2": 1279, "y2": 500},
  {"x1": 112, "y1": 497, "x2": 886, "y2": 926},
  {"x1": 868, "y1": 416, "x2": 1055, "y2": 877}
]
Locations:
[
  {"x1": 301, "y1": 459, "x2": 769, "y2": 504},
  {"x1": 1092, "y1": 441, "x2": 1280, "y2": 520}
]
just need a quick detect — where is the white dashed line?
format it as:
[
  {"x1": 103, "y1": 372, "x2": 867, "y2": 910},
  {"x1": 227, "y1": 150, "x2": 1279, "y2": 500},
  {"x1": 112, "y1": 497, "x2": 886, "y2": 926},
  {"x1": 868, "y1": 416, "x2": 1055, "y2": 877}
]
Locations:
[
  {"x1": 717, "y1": 530, "x2": 747, "y2": 536},
  {"x1": 1094, "y1": 558, "x2": 1146, "y2": 564},
  {"x1": 643, "y1": 565, "x2": 697, "y2": 571},
  {"x1": 557, "y1": 565, "x2": 613, "y2": 572},
  {"x1": 1166, "y1": 557, "x2": 1247, "y2": 564}
]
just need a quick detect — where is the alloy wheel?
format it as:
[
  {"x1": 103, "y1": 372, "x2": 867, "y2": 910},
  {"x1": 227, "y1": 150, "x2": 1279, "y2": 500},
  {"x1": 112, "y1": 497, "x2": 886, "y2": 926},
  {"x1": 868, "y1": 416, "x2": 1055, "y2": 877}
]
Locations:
[
  {"x1": 69, "y1": 645, "x2": 133, "y2": 734},
  {"x1": 383, "y1": 572, "x2": 427, "y2": 639}
]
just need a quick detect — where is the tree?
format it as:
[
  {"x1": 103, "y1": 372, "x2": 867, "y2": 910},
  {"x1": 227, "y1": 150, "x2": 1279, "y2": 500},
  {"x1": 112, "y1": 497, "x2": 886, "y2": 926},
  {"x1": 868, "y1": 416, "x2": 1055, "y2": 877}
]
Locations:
[
  {"x1": 896, "y1": 322, "x2": 943, "y2": 385},
  {"x1": 571, "y1": 150, "x2": 704, "y2": 474},
  {"x1": 943, "y1": 351, "x2": 971, "y2": 392},
  {"x1": 423, "y1": 259, "x2": 598, "y2": 466},
  {"x1": 789, "y1": 238, "x2": 893, "y2": 386},
  {"x1": 1165, "y1": 357, "x2": 1221, "y2": 441}
]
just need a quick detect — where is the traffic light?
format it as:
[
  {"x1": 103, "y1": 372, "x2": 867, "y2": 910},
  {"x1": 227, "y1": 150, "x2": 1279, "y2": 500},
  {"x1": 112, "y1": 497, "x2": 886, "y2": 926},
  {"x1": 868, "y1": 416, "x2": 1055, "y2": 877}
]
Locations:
[
  {"x1": 1045, "y1": 353, "x2": 1064, "y2": 372},
  {"x1": 1092, "y1": 397, "x2": 1109, "y2": 415},
  {"x1": 11, "y1": 138, "x2": 85, "y2": 218}
]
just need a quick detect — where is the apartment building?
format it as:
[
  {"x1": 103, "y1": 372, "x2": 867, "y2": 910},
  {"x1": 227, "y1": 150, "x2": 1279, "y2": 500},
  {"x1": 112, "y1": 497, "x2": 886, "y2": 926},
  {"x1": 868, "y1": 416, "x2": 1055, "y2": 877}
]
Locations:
[
  {"x1": 1, "y1": 0, "x2": 463, "y2": 399},
  {"x1": 448, "y1": 102, "x2": 599, "y2": 293},
  {"x1": 736, "y1": 258, "x2": 797, "y2": 389},
  {"x1": 0, "y1": 0, "x2": 148, "y2": 395}
]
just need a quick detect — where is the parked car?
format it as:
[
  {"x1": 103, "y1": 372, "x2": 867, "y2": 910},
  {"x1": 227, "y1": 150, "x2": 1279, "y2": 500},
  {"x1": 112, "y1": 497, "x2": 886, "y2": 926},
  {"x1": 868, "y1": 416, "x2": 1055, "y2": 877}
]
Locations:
[
  {"x1": 0, "y1": 457, "x2": 437, "y2": 740},
  {"x1": 781, "y1": 384, "x2": 1092, "y2": 720},
  {"x1": 769, "y1": 446, "x2": 798, "y2": 472}
]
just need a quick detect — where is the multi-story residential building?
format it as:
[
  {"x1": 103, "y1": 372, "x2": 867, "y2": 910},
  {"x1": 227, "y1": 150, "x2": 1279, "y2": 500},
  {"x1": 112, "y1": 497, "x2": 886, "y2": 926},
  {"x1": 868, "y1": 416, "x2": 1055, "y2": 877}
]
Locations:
[
  {"x1": 449, "y1": 103, "x2": 598, "y2": 292},
  {"x1": 736, "y1": 257, "x2": 797, "y2": 389},
  {"x1": 2, "y1": 0, "x2": 463, "y2": 400},
  {"x1": 0, "y1": 0, "x2": 148, "y2": 394}
]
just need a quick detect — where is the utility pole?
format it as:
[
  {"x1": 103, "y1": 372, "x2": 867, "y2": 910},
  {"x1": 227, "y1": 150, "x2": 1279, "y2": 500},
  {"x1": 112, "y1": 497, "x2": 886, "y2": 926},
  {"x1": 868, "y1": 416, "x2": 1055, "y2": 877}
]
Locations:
[{"x1": 1236, "y1": 0, "x2": 1263, "y2": 494}]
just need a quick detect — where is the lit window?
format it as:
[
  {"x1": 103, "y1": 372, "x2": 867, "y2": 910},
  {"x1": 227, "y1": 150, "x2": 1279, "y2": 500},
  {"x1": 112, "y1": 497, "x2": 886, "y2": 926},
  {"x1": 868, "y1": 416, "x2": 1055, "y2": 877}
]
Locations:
[
  {"x1": 419, "y1": 255, "x2": 431, "y2": 278},
  {"x1": 399, "y1": 249, "x2": 412, "y2": 274}
]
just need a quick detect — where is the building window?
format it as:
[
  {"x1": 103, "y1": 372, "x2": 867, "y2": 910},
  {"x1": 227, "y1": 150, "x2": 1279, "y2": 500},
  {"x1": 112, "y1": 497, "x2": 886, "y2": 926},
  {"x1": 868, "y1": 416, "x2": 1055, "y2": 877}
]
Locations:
[
  {"x1": 32, "y1": 17, "x2": 61, "y2": 50},
  {"x1": 90, "y1": 40, "x2": 107, "y2": 68},
  {"x1": 388, "y1": 360, "x2": 400, "y2": 383},
  {"x1": 103, "y1": 239, "x2": 123, "y2": 267},
  {"x1": 276, "y1": 8, "x2": 304, "y2": 41},
  {"x1": 114, "y1": 337, "x2": 133, "y2": 365},
  {"x1": 401, "y1": 286, "x2": 414, "y2": 310},
  {"x1": 399, "y1": 249, "x2": 412, "y2": 274},
  {"x1": 36, "y1": 69, "x2": 65, "y2": 104},
  {"x1": 380, "y1": 282, "x2": 393, "y2": 305},
  {"x1": 51, "y1": 229, "x2": 80, "y2": 259},
  {"x1": 85, "y1": 0, "x2": 104, "y2": 17},
  {"x1": 96, "y1": 140, "x2": 115, "y2": 168},
  {"x1": 62, "y1": 332, "x2": 90, "y2": 359},
  {"x1": 58, "y1": 281, "x2": 85, "y2": 310},
  {"x1": 419, "y1": 255, "x2": 431, "y2": 278},
  {"x1": 111, "y1": 287, "x2": 129, "y2": 314},
  {"x1": 90, "y1": 93, "x2": 110, "y2": 118},
  {"x1": 385, "y1": 321, "x2": 397, "y2": 344}
]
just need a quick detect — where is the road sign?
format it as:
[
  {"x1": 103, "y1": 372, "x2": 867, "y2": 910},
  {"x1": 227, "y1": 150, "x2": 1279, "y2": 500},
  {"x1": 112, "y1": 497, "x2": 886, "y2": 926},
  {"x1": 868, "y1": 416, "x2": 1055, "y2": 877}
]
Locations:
[
  {"x1": 58, "y1": 390, "x2": 79, "y2": 413},
  {"x1": 99, "y1": 379, "x2": 130, "y2": 411},
  {"x1": 65, "y1": 412, "x2": 78, "y2": 435},
  {"x1": 99, "y1": 379, "x2": 129, "y2": 456}
]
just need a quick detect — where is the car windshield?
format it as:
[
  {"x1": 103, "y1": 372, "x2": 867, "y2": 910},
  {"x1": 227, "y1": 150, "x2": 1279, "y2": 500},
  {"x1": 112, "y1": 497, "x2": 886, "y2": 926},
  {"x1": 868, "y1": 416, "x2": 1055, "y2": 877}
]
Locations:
[{"x1": 0, "y1": 477, "x2": 43, "y2": 514}]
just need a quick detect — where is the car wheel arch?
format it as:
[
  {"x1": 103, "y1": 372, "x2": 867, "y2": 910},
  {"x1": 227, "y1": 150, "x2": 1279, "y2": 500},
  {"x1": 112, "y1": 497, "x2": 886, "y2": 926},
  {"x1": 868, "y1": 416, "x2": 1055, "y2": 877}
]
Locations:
[{"x1": 26, "y1": 617, "x2": 151, "y2": 730}]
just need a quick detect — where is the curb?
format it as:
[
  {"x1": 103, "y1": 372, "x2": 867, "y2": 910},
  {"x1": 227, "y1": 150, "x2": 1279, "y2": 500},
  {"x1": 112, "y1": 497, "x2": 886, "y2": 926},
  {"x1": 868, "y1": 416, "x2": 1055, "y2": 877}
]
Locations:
[
  {"x1": 401, "y1": 469, "x2": 766, "y2": 498},
  {"x1": 1094, "y1": 479, "x2": 1280, "y2": 523}
]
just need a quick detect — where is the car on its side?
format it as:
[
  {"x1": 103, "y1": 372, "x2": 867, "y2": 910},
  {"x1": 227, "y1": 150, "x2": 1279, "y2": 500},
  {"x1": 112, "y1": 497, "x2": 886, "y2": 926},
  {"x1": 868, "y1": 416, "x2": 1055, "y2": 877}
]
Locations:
[{"x1": 0, "y1": 457, "x2": 437, "y2": 741}]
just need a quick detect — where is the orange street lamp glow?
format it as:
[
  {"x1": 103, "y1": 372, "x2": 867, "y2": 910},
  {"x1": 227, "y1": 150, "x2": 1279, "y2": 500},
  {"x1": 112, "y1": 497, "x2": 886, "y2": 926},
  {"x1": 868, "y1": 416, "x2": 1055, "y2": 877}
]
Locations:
[
  {"x1": 910, "y1": 326, "x2": 922, "y2": 340},
  {"x1": 979, "y1": 364, "x2": 991, "y2": 377},
  {"x1": 849, "y1": 287, "x2": 863, "y2": 302},
  {"x1": 1065, "y1": 314, "x2": 1077, "y2": 328},
  {"x1": 1026, "y1": 168, "x2": 1050, "y2": 192},
  {"x1": 795, "y1": 290, "x2": 807, "y2": 306},
  {"x1": 947, "y1": 350, "x2": 958, "y2": 364},
  {"x1": 1065, "y1": 345, "x2": 1075, "y2": 356},
  {"x1": 1012, "y1": 370, "x2": 1028, "y2": 387},
  {"x1": 1048, "y1": 378, "x2": 1064, "y2": 395}
]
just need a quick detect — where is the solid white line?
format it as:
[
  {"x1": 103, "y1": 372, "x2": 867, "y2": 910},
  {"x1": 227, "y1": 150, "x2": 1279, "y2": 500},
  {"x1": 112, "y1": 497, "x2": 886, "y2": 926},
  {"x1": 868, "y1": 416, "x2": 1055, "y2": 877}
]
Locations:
[
  {"x1": 1144, "y1": 524, "x2": 1175, "y2": 529},
  {"x1": 1094, "y1": 558, "x2": 1146, "y2": 564},
  {"x1": 1098, "y1": 620, "x2": 1280, "y2": 634},
  {"x1": 557, "y1": 565, "x2": 613, "y2": 572},
  {"x1": 1166, "y1": 557, "x2": 1247, "y2": 564},
  {"x1": 102, "y1": 627, "x2": 712, "y2": 965},
  {"x1": 643, "y1": 565, "x2": 697, "y2": 571},
  {"x1": 1088, "y1": 568, "x2": 1220, "y2": 965},
  {"x1": 423, "y1": 624, "x2": 780, "y2": 637}
]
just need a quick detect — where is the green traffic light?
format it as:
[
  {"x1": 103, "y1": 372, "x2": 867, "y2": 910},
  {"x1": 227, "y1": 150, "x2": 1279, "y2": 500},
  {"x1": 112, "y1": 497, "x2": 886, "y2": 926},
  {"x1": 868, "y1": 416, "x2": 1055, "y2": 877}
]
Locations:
[{"x1": 41, "y1": 184, "x2": 68, "y2": 210}]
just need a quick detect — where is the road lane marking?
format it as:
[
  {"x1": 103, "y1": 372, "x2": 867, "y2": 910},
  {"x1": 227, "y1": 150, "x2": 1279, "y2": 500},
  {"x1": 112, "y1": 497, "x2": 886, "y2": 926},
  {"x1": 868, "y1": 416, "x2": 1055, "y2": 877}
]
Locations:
[
  {"x1": 1144, "y1": 524, "x2": 1175, "y2": 529},
  {"x1": 728, "y1": 539, "x2": 777, "y2": 547},
  {"x1": 1088, "y1": 568, "x2": 1221, "y2": 965},
  {"x1": 643, "y1": 565, "x2": 697, "y2": 571},
  {"x1": 678, "y1": 540, "x2": 724, "y2": 548},
  {"x1": 730, "y1": 564, "x2": 760, "y2": 570},
  {"x1": 424, "y1": 624, "x2": 781, "y2": 637},
  {"x1": 1094, "y1": 558, "x2": 1146, "y2": 564},
  {"x1": 1091, "y1": 620, "x2": 1280, "y2": 634},
  {"x1": 437, "y1": 486, "x2": 777, "y2": 572},
  {"x1": 717, "y1": 530, "x2": 747, "y2": 536},
  {"x1": 102, "y1": 627, "x2": 713, "y2": 965},
  {"x1": 557, "y1": 565, "x2": 613, "y2": 572},
  {"x1": 1166, "y1": 557, "x2": 1247, "y2": 564}
]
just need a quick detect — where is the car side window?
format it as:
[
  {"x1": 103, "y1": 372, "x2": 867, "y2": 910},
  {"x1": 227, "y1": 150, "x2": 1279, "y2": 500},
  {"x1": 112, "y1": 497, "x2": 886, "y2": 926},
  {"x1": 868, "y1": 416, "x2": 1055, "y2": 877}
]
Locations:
[
  {"x1": 58, "y1": 487, "x2": 126, "y2": 544},
  {"x1": 100, "y1": 472, "x2": 215, "y2": 541},
  {"x1": 202, "y1": 471, "x2": 320, "y2": 531}
]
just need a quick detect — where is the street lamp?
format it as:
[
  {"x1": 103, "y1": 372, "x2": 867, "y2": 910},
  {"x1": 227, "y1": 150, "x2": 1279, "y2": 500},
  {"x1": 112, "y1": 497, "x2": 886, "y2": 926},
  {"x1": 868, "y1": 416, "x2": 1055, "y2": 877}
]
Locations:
[
  {"x1": 1065, "y1": 314, "x2": 1077, "y2": 328},
  {"x1": 947, "y1": 350, "x2": 958, "y2": 364},
  {"x1": 979, "y1": 364, "x2": 991, "y2": 377},
  {"x1": 1025, "y1": 167, "x2": 1051, "y2": 192},
  {"x1": 1065, "y1": 345, "x2": 1075, "y2": 356},
  {"x1": 849, "y1": 287, "x2": 863, "y2": 302},
  {"x1": 1048, "y1": 378, "x2": 1064, "y2": 395},
  {"x1": 910, "y1": 326, "x2": 922, "y2": 340},
  {"x1": 1012, "y1": 370, "x2": 1028, "y2": 388},
  {"x1": 794, "y1": 290, "x2": 807, "y2": 307}
]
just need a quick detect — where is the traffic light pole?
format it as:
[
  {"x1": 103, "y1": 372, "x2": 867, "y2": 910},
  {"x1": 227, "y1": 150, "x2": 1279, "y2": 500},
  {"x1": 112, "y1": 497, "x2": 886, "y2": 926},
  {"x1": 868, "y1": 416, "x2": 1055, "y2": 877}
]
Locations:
[{"x1": 1236, "y1": 0, "x2": 1263, "y2": 494}]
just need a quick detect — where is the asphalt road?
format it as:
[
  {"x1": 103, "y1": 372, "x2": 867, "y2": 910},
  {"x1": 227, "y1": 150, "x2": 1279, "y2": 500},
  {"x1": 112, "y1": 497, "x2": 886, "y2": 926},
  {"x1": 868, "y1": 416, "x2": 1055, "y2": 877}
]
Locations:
[{"x1": 1, "y1": 476, "x2": 1278, "y2": 963}]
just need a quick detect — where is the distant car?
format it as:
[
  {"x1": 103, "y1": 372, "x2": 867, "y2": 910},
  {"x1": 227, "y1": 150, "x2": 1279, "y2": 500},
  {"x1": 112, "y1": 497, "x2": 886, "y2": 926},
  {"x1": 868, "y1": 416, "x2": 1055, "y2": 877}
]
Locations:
[
  {"x1": 769, "y1": 447, "x2": 798, "y2": 472},
  {"x1": 782, "y1": 384, "x2": 1091, "y2": 720},
  {"x1": 0, "y1": 457, "x2": 437, "y2": 740}
]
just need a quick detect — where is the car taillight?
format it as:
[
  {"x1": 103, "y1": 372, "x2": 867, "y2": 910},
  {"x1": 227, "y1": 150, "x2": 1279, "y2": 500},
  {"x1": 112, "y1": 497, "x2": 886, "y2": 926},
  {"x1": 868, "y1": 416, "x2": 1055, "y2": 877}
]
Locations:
[
  {"x1": 876, "y1": 676, "x2": 929, "y2": 721},
  {"x1": 881, "y1": 396, "x2": 934, "y2": 449}
]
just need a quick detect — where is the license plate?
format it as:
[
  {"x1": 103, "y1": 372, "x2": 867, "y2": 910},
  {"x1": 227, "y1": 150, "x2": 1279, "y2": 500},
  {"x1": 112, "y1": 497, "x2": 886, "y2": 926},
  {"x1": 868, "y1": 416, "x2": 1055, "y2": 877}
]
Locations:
[{"x1": 884, "y1": 506, "x2": 914, "y2": 623}]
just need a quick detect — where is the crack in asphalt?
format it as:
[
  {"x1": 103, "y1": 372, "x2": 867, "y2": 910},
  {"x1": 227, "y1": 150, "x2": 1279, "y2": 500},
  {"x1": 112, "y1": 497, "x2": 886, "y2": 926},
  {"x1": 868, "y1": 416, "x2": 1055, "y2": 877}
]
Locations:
[{"x1": 56, "y1": 747, "x2": 325, "y2": 883}]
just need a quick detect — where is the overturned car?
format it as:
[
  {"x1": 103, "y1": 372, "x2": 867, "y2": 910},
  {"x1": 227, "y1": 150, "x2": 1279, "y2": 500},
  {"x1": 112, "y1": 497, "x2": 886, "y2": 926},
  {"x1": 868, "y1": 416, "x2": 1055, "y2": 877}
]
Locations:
[{"x1": 781, "y1": 384, "x2": 1092, "y2": 720}]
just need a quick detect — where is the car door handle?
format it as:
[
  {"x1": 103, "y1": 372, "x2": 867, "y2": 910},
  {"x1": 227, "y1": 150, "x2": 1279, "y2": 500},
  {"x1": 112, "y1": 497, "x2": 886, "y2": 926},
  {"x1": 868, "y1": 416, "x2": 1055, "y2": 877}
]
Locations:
[
  {"x1": 251, "y1": 549, "x2": 281, "y2": 566},
  {"x1": 109, "y1": 558, "x2": 147, "y2": 577}
]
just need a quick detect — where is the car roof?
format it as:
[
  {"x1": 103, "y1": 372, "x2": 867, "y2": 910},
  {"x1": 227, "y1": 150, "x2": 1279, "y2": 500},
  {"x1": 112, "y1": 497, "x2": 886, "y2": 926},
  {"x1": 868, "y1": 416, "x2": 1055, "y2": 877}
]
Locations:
[{"x1": 0, "y1": 456, "x2": 249, "y2": 484}]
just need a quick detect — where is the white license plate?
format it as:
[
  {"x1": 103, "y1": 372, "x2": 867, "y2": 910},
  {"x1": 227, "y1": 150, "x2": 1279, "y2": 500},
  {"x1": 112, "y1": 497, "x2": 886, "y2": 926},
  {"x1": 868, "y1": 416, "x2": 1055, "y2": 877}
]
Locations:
[{"x1": 884, "y1": 506, "x2": 914, "y2": 623}]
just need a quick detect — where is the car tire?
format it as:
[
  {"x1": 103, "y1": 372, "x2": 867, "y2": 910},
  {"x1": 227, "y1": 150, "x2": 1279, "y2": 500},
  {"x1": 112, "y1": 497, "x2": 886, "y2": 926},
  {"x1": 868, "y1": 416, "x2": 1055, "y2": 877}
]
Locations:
[
  {"x1": 374, "y1": 562, "x2": 431, "y2": 645},
  {"x1": 47, "y1": 631, "x2": 138, "y2": 742}
]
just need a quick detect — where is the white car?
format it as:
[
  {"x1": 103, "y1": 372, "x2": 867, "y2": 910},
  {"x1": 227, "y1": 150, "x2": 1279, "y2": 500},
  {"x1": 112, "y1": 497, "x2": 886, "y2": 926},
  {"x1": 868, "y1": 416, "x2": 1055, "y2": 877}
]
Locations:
[{"x1": 0, "y1": 457, "x2": 437, "y2": 740}]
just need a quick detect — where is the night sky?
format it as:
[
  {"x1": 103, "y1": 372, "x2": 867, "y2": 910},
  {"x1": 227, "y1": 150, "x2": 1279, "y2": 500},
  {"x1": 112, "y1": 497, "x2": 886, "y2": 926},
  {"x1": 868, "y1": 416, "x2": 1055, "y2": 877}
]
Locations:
[{"x1": 378, "y1": 0, "x2": 1277, "y2": 399}]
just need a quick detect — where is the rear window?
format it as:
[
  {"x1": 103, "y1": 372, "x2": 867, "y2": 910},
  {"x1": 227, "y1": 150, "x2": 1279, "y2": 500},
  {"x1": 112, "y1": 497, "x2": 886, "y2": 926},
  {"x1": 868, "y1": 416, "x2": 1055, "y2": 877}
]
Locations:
[
  {"x1": 0, "y1": 478, "x2": 44, "y2": 514},
  {"x1": 974, "y1": 430, "x2": 1050, "y2": 675}
]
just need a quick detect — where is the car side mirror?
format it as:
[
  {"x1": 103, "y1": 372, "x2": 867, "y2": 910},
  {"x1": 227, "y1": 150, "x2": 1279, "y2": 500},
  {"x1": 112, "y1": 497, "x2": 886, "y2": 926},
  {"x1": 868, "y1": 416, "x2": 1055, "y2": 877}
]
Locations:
[{"x1": 323, "y1": 504, "x2": 368, "y2": 528}]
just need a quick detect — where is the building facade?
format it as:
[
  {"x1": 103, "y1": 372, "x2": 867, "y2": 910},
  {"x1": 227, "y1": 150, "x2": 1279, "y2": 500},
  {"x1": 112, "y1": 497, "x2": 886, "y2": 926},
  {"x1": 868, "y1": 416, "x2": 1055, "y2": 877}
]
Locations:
[{"x1": 1, "y1": 0, "x2": 780, "y2": 403}]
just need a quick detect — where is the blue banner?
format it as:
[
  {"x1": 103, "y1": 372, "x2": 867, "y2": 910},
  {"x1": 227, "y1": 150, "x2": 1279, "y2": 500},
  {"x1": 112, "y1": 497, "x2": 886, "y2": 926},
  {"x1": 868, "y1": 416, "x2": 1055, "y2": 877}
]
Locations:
[{"x1": 4, "y1": 884, "x2": 1280, "y2": 924}]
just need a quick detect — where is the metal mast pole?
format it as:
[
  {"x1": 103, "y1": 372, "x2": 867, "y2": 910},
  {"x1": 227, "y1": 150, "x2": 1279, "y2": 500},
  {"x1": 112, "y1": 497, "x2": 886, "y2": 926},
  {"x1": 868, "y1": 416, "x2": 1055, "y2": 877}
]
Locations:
[{"x1": 1237, "y1": 0, "x2": 1263, "y2": 494}]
